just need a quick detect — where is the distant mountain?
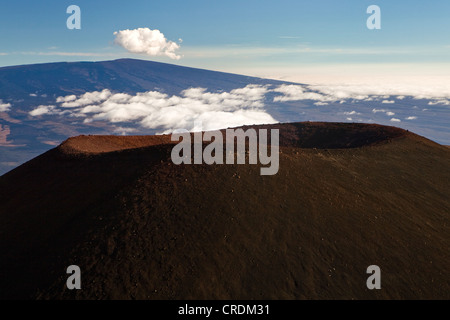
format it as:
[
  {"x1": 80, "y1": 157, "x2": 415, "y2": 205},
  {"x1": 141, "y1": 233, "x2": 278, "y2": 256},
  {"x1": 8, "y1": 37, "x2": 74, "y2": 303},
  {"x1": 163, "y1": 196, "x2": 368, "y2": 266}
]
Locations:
[
  {"x1": 0, "y1": 58, "x2": 284, "y2": 100},
  {"x1": 0, "y1": 59, "x2": 448, "y2": 175},
  {"x1": 0, "y1": 59, "x2": 290, "y2": 175},
  {"x1": 1, "y1": 122, "x2": 449, "y2": 299}
]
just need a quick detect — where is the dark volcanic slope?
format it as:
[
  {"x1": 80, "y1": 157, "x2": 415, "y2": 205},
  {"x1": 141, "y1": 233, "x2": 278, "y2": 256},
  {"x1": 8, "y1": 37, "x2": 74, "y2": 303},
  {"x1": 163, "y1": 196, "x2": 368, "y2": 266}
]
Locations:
[{"x1": 0, "y1": 122, "x2": 449, "y2": 300}]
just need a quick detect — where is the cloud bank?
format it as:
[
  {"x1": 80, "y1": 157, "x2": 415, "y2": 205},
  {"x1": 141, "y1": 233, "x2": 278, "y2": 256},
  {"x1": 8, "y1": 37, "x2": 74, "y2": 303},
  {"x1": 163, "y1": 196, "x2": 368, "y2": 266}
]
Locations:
[
  {"x1": 30, "y1": 85, "x2": 276, "y2": 132},
  {"x1": 114, "y1": 28, "x2": 181, "y2": 60},
  {"x1": 272, "y1": 83, "x2": 450, "y2": 105},
  {"x1": 28, "y1": 81, "x2": 450, "y2": 133}
]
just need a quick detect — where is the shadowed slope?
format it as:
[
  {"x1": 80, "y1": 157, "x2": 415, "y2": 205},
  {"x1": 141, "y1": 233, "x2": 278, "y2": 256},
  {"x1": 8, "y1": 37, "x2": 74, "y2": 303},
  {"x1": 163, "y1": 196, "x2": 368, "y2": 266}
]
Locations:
[{"x1": 0, "y1": 122, "x2": 448, "y2": 299}]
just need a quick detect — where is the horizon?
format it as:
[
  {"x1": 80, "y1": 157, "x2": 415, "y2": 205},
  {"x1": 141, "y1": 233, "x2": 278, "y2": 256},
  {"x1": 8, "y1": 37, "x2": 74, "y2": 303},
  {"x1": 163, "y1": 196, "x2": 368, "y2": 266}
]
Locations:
[
  {"x1": 1, "y1": 1, "x2": 450, "y2": 86},
  {"x1": 2, "y1": 57, "x2": 450, "y2": 92}
]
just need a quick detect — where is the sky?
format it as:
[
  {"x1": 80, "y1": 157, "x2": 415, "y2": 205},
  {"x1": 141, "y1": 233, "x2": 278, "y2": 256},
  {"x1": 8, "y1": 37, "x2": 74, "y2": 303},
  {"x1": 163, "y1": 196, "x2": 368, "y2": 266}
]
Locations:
[{"x1": 1, "y1": 0, "x2": 450, "y2": 84}]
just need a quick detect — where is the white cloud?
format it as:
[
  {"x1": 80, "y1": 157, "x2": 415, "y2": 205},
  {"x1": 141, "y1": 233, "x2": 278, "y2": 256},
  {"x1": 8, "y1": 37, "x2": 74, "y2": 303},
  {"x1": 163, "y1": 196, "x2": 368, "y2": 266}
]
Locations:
[
  {"x1": 405, "y1": 116, "x2": 417, "y2": 120},
  {"x1": 37, "y1": 85, "x2": 276, "y2": 132},
  {"x1": 390, "y1": 118, "x2": 401, "y2": 122},
  {"x1": 273, "y1": 84, "x2": 397, "y2": 103},
  {"x1": 59, "y1": 90, "x2": 112, "y2": 108},
  {"x1": 56, "y1": 95, "x2": 77, "y2": 103},
  {"x1": 273, "y1": 85, "x2": 329, "y2": 102},
  {"x1": 114, "y1": 28, "x2": 181, "y2": 60},
  {"x1": 0, "y1": 101, "x2": 11, "y2": 112},
  {"x1": 344, "y1": 111, "x2": 361, "y2": 115},
  {"x1": 307, "y1": 85, "x2": 371, "y2": 101},
  {"x1": 272, "y1": 81, "x2": 450, "y2": 106},
  {"x1": 29, "y1": 105, "x2": 57, "y2": 116},
  {"x1": 386, "y1": 111, "x2": 395, "y2": 116},
  {"x1": 372, "y1": 108, "x2": 386, "y2": 113},
  {"x1": 428, "y1": 100, "x2": 450, "y2": 105}
]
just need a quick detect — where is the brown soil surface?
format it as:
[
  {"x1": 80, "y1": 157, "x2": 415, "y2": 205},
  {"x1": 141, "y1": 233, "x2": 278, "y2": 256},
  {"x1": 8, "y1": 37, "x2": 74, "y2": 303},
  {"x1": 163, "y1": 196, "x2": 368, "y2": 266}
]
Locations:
[
  {"x1": 59, "y1": 134, "x2": 175, "y2": 154},
  {"x1": 0, "y1": 122, "x2": 449, "y2": 300}
]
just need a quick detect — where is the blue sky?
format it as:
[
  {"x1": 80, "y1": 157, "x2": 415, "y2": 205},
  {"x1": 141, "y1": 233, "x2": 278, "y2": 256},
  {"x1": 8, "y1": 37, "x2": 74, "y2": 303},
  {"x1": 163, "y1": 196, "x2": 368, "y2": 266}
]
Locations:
[{"x1": 1, "y1": 0, "x2": 450, "y2": 81}]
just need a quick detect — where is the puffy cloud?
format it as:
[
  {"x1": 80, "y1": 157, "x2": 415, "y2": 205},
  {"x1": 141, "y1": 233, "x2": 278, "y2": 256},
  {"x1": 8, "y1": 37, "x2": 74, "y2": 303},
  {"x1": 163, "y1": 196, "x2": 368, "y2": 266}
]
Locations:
[
  {"x1": 29, "y1": 105, "x2": 58, "y2": 116},
  {"x1": 390, "y1": 118, "x2": 401, "y2": 122},
  {"x1": 405, "y1": 116, "x2": 417, "y2": 120},
  {"x1": 273, "y1": 85, "x2": 328, "y2": 102},
  {"x1": 273, "y1": 84, "x2": 392, "y2": 103},
  {"x1": 56, "y1": 95, "x2": 77, "y2": 103},
  {"x1": 0, "y1": 101, "x2": 11, "y2": 112},
  {"x1": 305, "y1": 85, "x2": 370, "y2": 101},
  {"x1": 382, "y1": 100, "x2": 395, "y2": 104},
  {"x1": 372, "y1": 109, "x2": 395, "y2": 116},
  {"x1": 113, "y1": 28, "x2": 181, "y2": 60},
  {"x1": 59, "y1": 90, "x2": 112, "y2": 108},
  {"x1": 38, "y1": 85, "x2": 276, "y2": 132}
]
